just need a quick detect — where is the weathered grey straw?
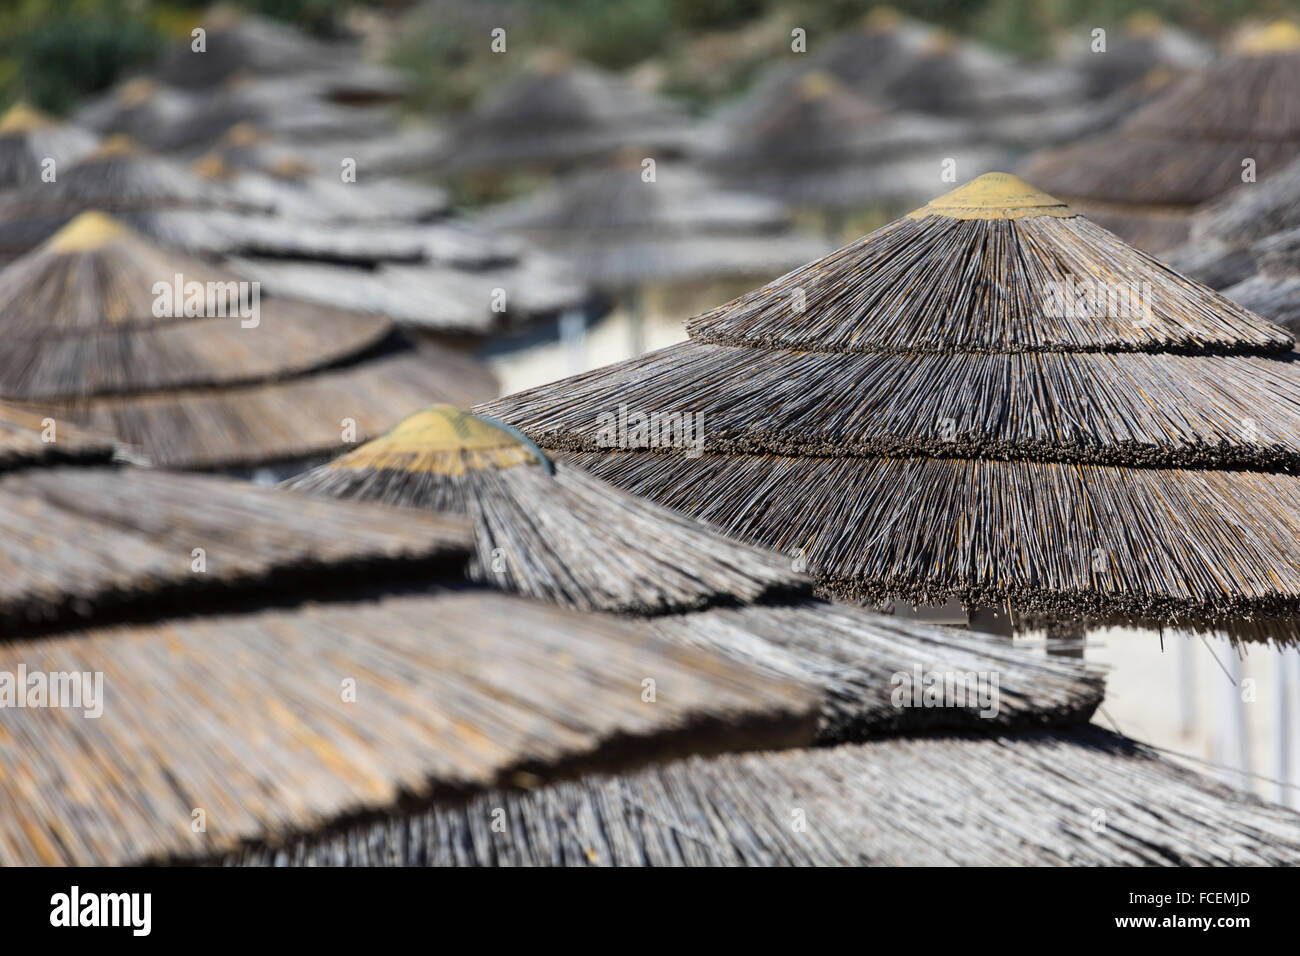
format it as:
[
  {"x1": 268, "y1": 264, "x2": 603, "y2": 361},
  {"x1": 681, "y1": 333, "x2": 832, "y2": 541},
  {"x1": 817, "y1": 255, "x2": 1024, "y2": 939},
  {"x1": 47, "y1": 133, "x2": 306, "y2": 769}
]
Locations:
[
  {"x1": 0, "y1": 462, "x2": 471, "y2": 636},
  {"x1": 441, "y1": 59, "x2": 693, "y2": 174},
  {"x1": 0, "y1": 401, "x2": 115, "y2": 471},
  {"x1": 288, "y1": 405, "x2": 1105, "y2": 740},
  {"x1": 1070, "y1": 13, "x2": 1210, "y2": 100},
  {"x1": 480, "y1": 173, "x2": 1300, "y2": 642},
  {"x1": 238, "y1": 728, "x2": 1300, "y2": 866},
  {"x1": 0, "y1": 586, "x2": 816, "y2": 865},
  {"x1": 0, "y1": 102, "x2": 98, "y2": 189},
  {"x1": 476, "y1": 161, "x2": 831, "y2": 288},
  {"x1": 1020, "y1": 20, "x2": 1300, "y2": 249}
]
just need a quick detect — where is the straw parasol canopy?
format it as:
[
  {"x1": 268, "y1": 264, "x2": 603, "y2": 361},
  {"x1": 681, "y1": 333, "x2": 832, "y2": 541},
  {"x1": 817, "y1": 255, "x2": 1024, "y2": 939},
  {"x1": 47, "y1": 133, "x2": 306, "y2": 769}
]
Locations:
[
  {"x1": 805, "y1": 6, "x2": 941, "y2": 99},
  {"x1": 476, "y1": 159, "x2": 832, "y2": 289},
  {"x1": 0, "y1": 135, "x2": 263, "y2": 260},
  {"x1": 288, "y1": 406, "x2": 1105, "y2": 741},
  {"x1": 441, "y1": 58, "x2": 695, "y2": 175},
  {"x1": 249, "y1": 726, "x2": 1300, "y2": 866},
  {"x1": 0, "y1": 102, "x2": 98, "y2": 189},
  {"x1": 0, "y1": 400, "x2": 116, "y2": 471},
  {"x1": 481, "y1": 173, "x2": 1300, "y2": 644},
  {"x1": 0, "y1": 213, "x2": 498, "y2": 467},
  {"x1": 1021, "y1": 20, "x2": 1300, "y2": 251},
  {"x1": 0, "y1": 583, "x2": 816, "y2": 865},
  {"x1": 704, "y1": 70, "x2": 1006, "y2": 214},
  {"x1": 1069, "y1": 11, "x2": 1211, "y2": 100}
]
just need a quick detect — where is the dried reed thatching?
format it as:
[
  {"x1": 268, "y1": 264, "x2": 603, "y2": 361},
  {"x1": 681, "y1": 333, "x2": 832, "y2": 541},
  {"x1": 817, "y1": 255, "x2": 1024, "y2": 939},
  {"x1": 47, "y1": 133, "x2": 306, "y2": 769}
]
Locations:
[
  {"x1": 229, "y1": 253, "x2": 589, "y2": 336},
  {"x1": 0, "y1": 462, "x2": 471, "y2": 635},
  {"x1": 0, "y1": 213, "x2": 393, "y2": 401},
  {"x1": 441, "y1": 59, "x2": 694, "y2": 174},
  {"x1": 480, "y1": 173, "x2": 1300, "y2": 643},
  {"x1": 288, "y1": 405, "x2": 1105, "y2": 740},
  {"x1": 238, "y1": 727, "x2": 1300, "y2": 866},
  {"x1": 477, "y1": 160, "x2": 831, "y2": 288},
  {"x1": 0, "y1": 136, "x2": 262, "y2": 259},
  {"x1": 0, "y1": 102, "x2": 98, "y2": 189},
  {"x1": 806, "y1": 6, "x2": 940, "y2": 99},
  {"x1": 0, "y1": 586, "x2": 816, "y2": 865},
  {"x1": 0, "y1": 401, "x2": 115, "y2": 471},
  {"x1": 287, "y1": 406, "x2": 806, "y2": 615},
  {"x1": 0, "y1": 213, "x2": 498, "y2": 466},
  {"x1": 1070, "y1": 12, "x2": 1210, "y2": 100},
  {"x1": 705, "y1": 70, "x2": 1006, "y2": 212},
  {"x1": 1020, "y1": 20, "x2": 1300, "y2": 250}
]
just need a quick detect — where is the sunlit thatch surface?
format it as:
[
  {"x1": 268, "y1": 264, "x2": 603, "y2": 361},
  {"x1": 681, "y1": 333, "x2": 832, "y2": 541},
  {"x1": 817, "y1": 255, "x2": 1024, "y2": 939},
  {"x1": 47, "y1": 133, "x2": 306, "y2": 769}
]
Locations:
[
  {"x1": 288, "y1": 407, "x2": 1105, "y2": 739},
  {"x1": 0, "y1": 401, "x2": 115, "y2": 471},
  {"x1": 481, "y1": 174, "x2": 1300, "y2": 642},
  {"x1": 477, "y1": 160, "x2": 831, "y2": 288},
  {"x1": 0, "y1": 463, "x2": 470, "y2": 635},
  {"x1": 236, "y1": 727, "x2": 1300, "y2": 866},
  {"x1": 0, "y1": 587, "x2": 816, "y2": 865},
  {"x1": 1021, "y1": 20, "x2": 1300, "y2": 250},
  {"x1": 440, "y1": 60, "x2": 694, "y2": 174},
  {"x1": 0, "y1": 102, "x2": 98, "y2": 189},
  {"x1": 0, "y1": 213, "x2": 498, "y2": 466}
]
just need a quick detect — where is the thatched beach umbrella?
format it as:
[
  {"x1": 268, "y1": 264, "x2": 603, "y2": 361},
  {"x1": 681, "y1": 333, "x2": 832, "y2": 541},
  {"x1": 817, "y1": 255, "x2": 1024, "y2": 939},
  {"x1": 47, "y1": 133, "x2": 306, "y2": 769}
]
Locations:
[
  {"x1": 0, "y1": 213, "x2": 498, "y2": 470},
  {"x1": 440, "y1": 58, "x2": 695, "y2": 176},
  {"x1": 1068, "y1": 12, "x2": 1210, "y2": 100},
  {"x1": 806, "y1": 6, "x2": 940, "y2": 99},
  {"x1": 0, "y1": 102, "x2": 97, "y2": 189},
  {"x1": 477, "y1": 159, "x2": 831, "y2": 290},
  {"x1": 0, "y1": 400, "x2": 116, "y2": 471},
  {"x1": 246, "y1": 726, "x2": 1300, "y2": 866},
  {"x1": 481, "y1": 173, "x2": 1300, "y2": 645},
  {"x1": 287, "y1": 405, "x2": 1105, "y2": 742},
  {"x1": 704, "y1": 70, "x2": 1005, "y2": 220},
  {"x1": 1021, "y1": 20, "x2": 1300, "y2": 251}
]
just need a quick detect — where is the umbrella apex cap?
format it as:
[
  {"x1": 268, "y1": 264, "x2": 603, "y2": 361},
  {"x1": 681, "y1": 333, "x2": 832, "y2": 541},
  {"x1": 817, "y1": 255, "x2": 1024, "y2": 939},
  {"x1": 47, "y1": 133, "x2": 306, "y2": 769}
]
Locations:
[
  {"x1": 46, "y1": 211, "x2": 129, "y2": 253},
  {"x1": 331, "y1": 405, "x2": 550, "y2": 476},
  {"x1": 908, "y1": 173, "x2": 1074, "y2": 221},
  {"x1": 1233, "y1": 20, "x2": 1300, "y2": 55},
  {"x1": 0, "y1": 101, "x2": 53, "y2": 133}
]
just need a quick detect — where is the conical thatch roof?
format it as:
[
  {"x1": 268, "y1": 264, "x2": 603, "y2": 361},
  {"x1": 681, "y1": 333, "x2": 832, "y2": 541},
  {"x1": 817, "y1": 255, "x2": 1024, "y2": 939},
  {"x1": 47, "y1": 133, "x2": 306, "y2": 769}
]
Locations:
[
  {"x1": 705, "y1": 70, "x2": 1005, "y2": 211},
  {"x1": 1021, "y1": 20, "x2": 1300, "y2": 250},
  {"x1": 246, "y1": 727, "x2": 1300, "y2": 866},
  {"x1": 441, "y1": 60, "x2": 694, "y2": 174},
  {"x1": 0, "y1": 136, "x2": 260, "y2": 259},
  {"x1": 0, "y1": 214, "x2": 498, "y2": 466},
  {"x1": 806, "y1": 7, "x2": 940, "y2": 99},
  {"x1": 289, "y1": 405, "x2": 1105, "y2": 741},
  {"x1": 0, "y1": 102, "x2": 98, "y2": 188},
  {"x1": 1069, "y1": 12, "x2": 1210, "y2": 100},
  {"x1": 476, "y1": 160, "x2": 831, "y2": 288},
  {"x1": 481, "y1": 173, "x2": 1300, "y2": 643}
]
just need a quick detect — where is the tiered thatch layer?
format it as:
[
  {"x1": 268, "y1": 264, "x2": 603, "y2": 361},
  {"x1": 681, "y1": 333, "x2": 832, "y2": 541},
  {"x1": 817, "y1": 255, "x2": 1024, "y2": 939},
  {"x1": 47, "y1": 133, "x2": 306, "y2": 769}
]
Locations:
[
  {"x1": 0, "y1": 586, "x2": 816, "y2": 866},
  {"x1": 482, "y1": 174, "x2": 1300, "y2": 642},
  {"x1": 0, "y1": 214, "x2": 498, "y2": 468},
  {"x1": 1021, "y1": 21, "x2": 1300, "y2": 250},
  {"x1": 0, "y1": 401, "x2": 115, "y2": 471},
  {"x1": 289, "y1": 406, "x2": 1106, "y2": 740},
  {"x1": 237, "y1": 728, "x2": 1300, "y2": 866}
]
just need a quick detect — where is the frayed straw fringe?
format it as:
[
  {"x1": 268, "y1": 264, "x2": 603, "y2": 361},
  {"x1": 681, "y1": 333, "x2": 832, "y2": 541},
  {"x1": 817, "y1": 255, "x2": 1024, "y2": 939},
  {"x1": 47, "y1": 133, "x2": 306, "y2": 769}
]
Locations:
[
  {"x1": 652, "y1": 601, "x2": 1104, "y2": 742},
  {"x1": 564, "y1": 449, "x2": 1300, "y2": 643},
  {"x1": 0, "y1": 465, "x2": 470, "y2": 635},
  {"x1": 287, "y1": 459, "x2": 808, "y2": 616},
  {"x1": 0, "y1": 304, "x2": 392, "y2": 401},
  {"x1": 682, "y1": 216, "x2": 1290, "y2": 353},
  {"x1": 50, "y1": 344, "x2": 500, "y2": 469},
  {"x1": 232, "y1": 728, "x2": 1300, "y2": 866},
  {"x1": 483, "y1": 339, "x2": 1300, "y2": 470},
  {"x1": 0, "y1": 588, "x2": 815, "y2": 865},
  {"x1": 0, "y1": 402, "x2": 115, "y2": 471}
]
